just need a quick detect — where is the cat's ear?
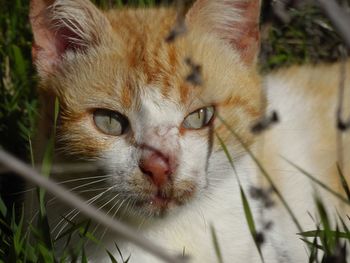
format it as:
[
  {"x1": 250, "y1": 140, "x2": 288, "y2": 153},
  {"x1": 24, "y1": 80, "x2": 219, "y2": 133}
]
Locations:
[
  {"x1": 30, "y1": 0, "x2": 112, "y2": 76},
  {"x1": 186, "y1": 0, "x2": 261, "y2": 65}
]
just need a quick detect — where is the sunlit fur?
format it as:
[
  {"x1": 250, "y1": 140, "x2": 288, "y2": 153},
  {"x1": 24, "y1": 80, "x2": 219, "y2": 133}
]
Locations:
[{"x1": 27, "y1": 0, "x2": 350, "y2": 262}]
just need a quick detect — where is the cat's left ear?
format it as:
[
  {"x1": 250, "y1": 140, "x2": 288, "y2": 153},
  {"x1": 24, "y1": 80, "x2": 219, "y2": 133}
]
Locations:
[
  {"x1": 186, "y1": 0, "x2": 261, "y2": 65},
  {"x1": 30, "y1": 0, "x2": 112, "y2": 77}
]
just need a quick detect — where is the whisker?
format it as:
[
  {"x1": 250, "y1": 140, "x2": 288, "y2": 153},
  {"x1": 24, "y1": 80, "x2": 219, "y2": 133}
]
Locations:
[
  {"x1": 91, "y1": 195, "x2": 122, "y2": 233},
  {"x1": 26, "y1": 176, "x2": 115, "y2": 235},
  {"x1": 92, "y1": 197, "x2": 131, "y2": 258},
  {"x1": 90, "y1": 194, "x2": 122, "y2": 248},
  {"x1": 11, "y1": 174, "x2": 114, "y2": 196},
  {"x1": 54, "y1": 174, "x2": 114, "y2": 184},
  {"x1": 114, "y1": 198, "x2": 129, "y2": 219},
  {"x1": 121, "y1": 198, "x2": 133, "y2": 218},
  {"x1": 77, "y1": 187, "x2": 114, "y2": 194},
  {"x1": 47, "y1": 176, "x2": 113, "y2": 206},
  {"x1": 97, "y1": 197, "x2": 130, "y2": 247},
  {"x1": 0, "y1": 162, "x2": 100, "y2": 176},
  {"x1": 137, "y1": 214, "x2": 147, "y2": 231},
  {"x1": 53, "y1": 185, "x2": 115, "y2": 237}
]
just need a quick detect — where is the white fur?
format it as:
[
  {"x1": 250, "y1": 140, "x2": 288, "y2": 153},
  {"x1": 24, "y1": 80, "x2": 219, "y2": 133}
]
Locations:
[{"x1": 88, "y1": 73, "x2": 348, "y2": 263}]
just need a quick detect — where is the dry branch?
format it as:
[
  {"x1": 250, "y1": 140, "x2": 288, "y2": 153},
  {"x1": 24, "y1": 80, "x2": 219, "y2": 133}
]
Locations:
[
  {"x1": 317, "y1": 0, "x2": 350, "y2": 50},
  {"x1": 0, "y1": 149, "x2": 185, "y2": 263}
]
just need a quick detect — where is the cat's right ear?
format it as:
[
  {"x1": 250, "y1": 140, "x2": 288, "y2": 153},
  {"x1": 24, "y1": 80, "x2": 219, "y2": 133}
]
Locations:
[
  {"x1": 30, "y1": 0, "x2": 112, "y2": 77},
  {"x1": 186, "y1": 0, "x2": 261, "y2": 65}
]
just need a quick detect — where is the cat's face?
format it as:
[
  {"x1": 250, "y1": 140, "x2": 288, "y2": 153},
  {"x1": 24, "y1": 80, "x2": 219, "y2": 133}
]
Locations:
[{"x1": 31, "y1": 0, "x2": 262, "y2": 216}]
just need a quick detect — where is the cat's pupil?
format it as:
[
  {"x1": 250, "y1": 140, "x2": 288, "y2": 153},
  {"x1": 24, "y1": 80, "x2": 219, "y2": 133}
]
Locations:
[{"x1": 183, "y1": 106, "x2": 215, "y2": 130}]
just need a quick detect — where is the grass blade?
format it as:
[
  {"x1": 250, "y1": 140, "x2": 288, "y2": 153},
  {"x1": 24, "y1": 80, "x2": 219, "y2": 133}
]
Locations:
[
  {"x1": 336, "y1": 163, "x2": 350, "y2": 201},
  {"x1": 115, "y1": 242, "x2": 131, "y2": 263},
  {"x1": 55, "y1": 218, "x2": 89, "y2": 242},
  {"x1": 210, "y1": 224, "x2": 223, "y2": 263},
  {"x1": 81, "y1": 247, "x2": 88, "y2": 263},
  {"x1": 299, "y1": 230, "x2": 350, "y2": 239},
  {"x1": 240, "y1": 187, "x2": 265, "y2": 263},
  {"x1": 316, "y1": 198, "x2": 333, "y2": 254},
  {"x1": 216, "y1": 133, "x2": 237, "y2": 176},
  {"x1": 216, "y1": 133, "x2": 265, "y2": 262},
  {"x1": 107, "y1": 250, "x2": 119, "y2": 263},
  {"x1": 0, "y1": 197, "x2": 7, "y2": 217},
  {"x1": 38, "y1": 98, "x2": 59, "y2": 218},
  {"x1": 308, "y1": 236, "x2": 321, "y2": 263},
  {"x1": 216, "y1": 115, "x2": 303, "y2": 232},
  {"x1": 28, "y1": 134, "x2": 34, "y2": 167},
  {"x1": 282, "y1": 157, "x2": 350, "y2": 206}
]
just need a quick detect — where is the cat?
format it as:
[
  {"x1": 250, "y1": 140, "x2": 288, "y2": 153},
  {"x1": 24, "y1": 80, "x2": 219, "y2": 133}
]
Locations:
[{"x1": 27, "y1": 0, "x2": 350, "y2": 262}]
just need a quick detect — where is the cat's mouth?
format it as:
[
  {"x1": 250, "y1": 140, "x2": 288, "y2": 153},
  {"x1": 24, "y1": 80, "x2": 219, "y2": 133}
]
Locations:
[
  {"x1": 142, "y1": 194, "x2": 173, "y2": 213},
  {"x1": 135, "y1": 185, "x2": 196, "y2": 216}
]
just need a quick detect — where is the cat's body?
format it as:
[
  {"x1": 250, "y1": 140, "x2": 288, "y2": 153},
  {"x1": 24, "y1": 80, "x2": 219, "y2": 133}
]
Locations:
[
  {"x1": 98, "y1": 62, "x2": 350, "y2": 263},
  {"x1": 27, "y1": 0, "x2": 350, "y2": 262}
]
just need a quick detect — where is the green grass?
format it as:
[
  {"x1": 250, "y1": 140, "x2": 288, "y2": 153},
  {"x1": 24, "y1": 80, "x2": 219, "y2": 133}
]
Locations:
[
  {"x1": 259, "y1": 2, "x2": 347, "y2": 72},
  {"x1": 0, "y1": 0, "x2": 38, "y2": 156},
  {"x1": 0, "y1": 1, "x2": 158, "y2": 262},
  {"x1": 0, "y1": 0, "x2": 349, "y2": 262}
]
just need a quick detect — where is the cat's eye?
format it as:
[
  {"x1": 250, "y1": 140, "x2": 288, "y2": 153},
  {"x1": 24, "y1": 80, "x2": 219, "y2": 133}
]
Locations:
[
  {"x1": 93, "y1": 109, "x2": 129, "y2": 136},
  {"x1": 183, "y1": 106, "x2": 215, "y2": 129}
]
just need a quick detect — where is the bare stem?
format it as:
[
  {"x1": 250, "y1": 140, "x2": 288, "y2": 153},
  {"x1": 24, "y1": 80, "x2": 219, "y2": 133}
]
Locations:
[
  {"x1": 336, "y1": 48, "x2": 347, "y2": 171},
  {"x1": 317, "y1": 0, "x2": 350, "y2": 49},
  {"x1": 0, "y1": 149, "x2": 184, "y2": 263}
]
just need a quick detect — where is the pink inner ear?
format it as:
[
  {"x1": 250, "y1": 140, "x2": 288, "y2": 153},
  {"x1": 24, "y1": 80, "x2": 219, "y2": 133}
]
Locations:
[
  {"x1": 54, "y1": 25, "x2": 87, "y2": 55},
  {"x1": 31, "y1": 17, "x2": 88, "y2": 73},
  {"x1": 30, "y1": 0, "x2": 94, "y2": 73},
  {"x1": 231, "y1": 1, "x2": 260, "y2": 64}
]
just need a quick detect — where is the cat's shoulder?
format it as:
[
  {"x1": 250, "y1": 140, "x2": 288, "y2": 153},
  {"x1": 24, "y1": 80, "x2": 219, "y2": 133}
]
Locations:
[{"x1": 264, "y1": 60, "x2": 350, "y2": 96}]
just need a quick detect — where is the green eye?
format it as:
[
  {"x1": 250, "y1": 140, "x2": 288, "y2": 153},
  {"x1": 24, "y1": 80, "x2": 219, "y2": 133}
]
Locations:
[
  {"x1": 93, "y1": 109, "x2": 129, "y2": 136},
  {"x1": 183, "y1": 106, "x2": 215, "y2": 129}
]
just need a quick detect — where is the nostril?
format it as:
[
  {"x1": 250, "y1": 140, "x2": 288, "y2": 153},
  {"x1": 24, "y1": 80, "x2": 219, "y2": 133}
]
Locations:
[
  {"x1": 139, "y1": 152, "x2": 171, "y2": 188},
  {"x1": 139, "y1": 165, "x2": 153, "y2": 178}
]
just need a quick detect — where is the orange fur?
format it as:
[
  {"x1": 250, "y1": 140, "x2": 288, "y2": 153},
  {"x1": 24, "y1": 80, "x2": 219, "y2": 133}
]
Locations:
[
  {"x1": 28, "y1": 0, "x2": 350, "y2": 262},
  {"x1": 32, "y1": 4, "x2": 263, "y2": 158}
]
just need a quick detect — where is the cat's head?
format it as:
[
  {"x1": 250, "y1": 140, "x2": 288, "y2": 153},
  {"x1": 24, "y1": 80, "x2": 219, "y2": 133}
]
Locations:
[{"x1": 30, "y1": 0, "x2": 263, "y2": 217}]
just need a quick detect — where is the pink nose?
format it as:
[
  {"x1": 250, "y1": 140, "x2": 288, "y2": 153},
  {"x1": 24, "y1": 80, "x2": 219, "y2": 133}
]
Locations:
[{"x1": 139, "y1": 151, "x2": 171, "y2": 188}]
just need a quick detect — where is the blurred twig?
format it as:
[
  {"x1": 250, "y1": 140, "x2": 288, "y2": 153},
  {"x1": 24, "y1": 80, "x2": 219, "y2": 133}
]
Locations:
[
  {"x1": 165, "y1": 0, "x2": 187, "y2": 42},
  {"x1": 0, "y1": 162, "x2": 100, "y2": 175},
  {"x1": 251, "y1": 111, "x2": 279, "y2": 135},
  {"x1": 317, "y1": 0, "x2": 350, "y2": 49},
  {"x1": 0, "y1": 149, "x2": 185, "y2": 263},
  {"x1": 185, "y1": 57, "x2": 202, "y2": 86},
  {"x1": 336, "y1": 48, "x2": 348, "y2": 172},
  {"x1": 271, "y1": 0, "x2": 292, "y2": 23}
]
